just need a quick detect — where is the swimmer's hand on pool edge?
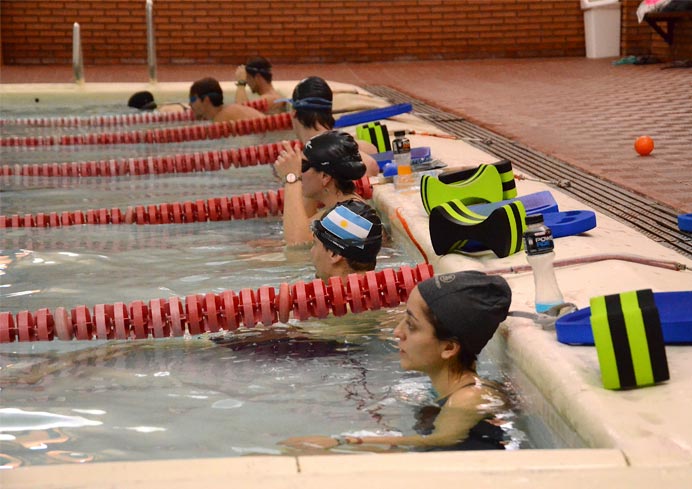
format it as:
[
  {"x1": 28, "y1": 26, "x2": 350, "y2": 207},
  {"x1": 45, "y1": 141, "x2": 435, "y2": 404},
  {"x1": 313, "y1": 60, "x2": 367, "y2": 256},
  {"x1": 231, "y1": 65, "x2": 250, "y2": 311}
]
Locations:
[{"x1": 278, "y1": 435, "x2": 362, "y2": 449}]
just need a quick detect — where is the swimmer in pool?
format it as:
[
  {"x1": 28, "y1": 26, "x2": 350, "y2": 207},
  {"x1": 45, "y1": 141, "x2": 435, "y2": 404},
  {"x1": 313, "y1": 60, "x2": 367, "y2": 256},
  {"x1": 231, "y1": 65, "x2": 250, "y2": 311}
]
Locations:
[
  {"x1": 127, "y1": 90, "x2": 189, "y2": 113},
  {"x1": 233, "y1": 56, "x2": 287, "y2": 114},
  {"x1": 188, "y1": 77, "x2": 265, "y2": 123},
  {"x1": 280, "y1": 270, "x2": 512, "y2": 450},
  {"x1": 283, "y1": 76, "x2": 379, "y2": 177},
  {"x1": 310, "y1": 199, "x2": 382, "y2": 281},
  {"x1": 274, "y1": 130, "x2": 375, "y2": 246}
]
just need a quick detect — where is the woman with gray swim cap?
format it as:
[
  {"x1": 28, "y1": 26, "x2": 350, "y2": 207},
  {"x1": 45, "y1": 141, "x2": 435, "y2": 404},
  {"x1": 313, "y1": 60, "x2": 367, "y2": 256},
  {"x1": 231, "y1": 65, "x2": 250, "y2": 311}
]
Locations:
[
  {"x1": 280, "y1": 270, "x2": 513, "y2": 450},
  {"x1": 274, "y1": 130, "x2": 371, "y2": 246}
]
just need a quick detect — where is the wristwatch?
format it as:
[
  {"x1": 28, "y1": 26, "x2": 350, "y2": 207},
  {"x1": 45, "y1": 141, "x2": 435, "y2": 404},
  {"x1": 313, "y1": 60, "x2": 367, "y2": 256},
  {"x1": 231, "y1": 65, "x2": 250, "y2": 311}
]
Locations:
[
  {"x1": 283, "y1": 173, "x2": 301, "y2": 184},
  {"x1": 235, "y1": 81, "x2": 247, "y2": 86}
]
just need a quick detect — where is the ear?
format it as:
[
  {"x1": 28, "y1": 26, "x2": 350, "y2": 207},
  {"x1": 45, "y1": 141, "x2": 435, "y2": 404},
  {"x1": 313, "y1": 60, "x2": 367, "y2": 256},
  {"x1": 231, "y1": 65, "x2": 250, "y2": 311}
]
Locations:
[
  {"x1": 440, "y1": 340, "x2": 460, "y2": 361},
  {"x1": 328, "y1": 249, "x2": 344, "y2": 266},
  {"x1": 321, "y1": 172, "x2": 333, "y2": 187}
]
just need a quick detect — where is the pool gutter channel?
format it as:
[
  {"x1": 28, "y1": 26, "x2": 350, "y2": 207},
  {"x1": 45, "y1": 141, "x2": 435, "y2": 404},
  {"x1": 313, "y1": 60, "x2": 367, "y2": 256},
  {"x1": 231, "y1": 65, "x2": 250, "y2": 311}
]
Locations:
[{"x1": 365, "y1": 86, "x2": 692, "y2": 259}]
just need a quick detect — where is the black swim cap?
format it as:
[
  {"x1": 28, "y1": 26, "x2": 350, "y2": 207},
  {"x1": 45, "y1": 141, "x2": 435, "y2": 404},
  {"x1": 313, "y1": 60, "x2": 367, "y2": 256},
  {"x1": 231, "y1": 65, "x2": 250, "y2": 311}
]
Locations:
[
  {"x1": 128, "y1": 91, "x2": 156, "y2": 110},
  {"x1": 292, "y1": 76, "x2": 333, "y2": 110},
  {"x1": 417, "y1": 271, "x2": 511, "y2": 355},
  {"x1": 303, "y1": 131, "x2": 366, "y2": 181},
  {"x1": 311, "y1": 199, "x2": 382, "y2": 263}
]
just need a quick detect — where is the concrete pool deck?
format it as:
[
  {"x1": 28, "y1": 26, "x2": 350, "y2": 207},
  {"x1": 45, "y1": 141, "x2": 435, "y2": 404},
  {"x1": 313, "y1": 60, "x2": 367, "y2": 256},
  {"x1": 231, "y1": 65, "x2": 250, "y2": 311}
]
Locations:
[{"x1": 1, "y1": 63, "x2": 692, "y2": 487}]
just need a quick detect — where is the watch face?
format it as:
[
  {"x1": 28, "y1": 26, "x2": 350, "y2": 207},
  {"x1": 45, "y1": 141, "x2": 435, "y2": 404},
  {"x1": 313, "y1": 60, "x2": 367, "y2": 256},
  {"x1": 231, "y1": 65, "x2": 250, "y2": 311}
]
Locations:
[{"x1": 285, "y1": 173, "x2": 298, "y2": 183}]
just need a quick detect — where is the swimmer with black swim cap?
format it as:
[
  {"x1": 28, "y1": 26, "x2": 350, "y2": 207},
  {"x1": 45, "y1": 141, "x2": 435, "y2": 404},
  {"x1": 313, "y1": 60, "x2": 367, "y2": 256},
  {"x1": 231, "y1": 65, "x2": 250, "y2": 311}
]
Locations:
[
  {"x1": 127, "y1": 91, "x2": 188, "y2": 114},
  {"x1": 274, "y1": 130, "x2": 378, "y2": 246},
  {"x1": 310, "y1": 199, "x2": 383, "y2": 280},
  {"x1": 281, "y1": 271, "x2": 513, "y2": 451}
]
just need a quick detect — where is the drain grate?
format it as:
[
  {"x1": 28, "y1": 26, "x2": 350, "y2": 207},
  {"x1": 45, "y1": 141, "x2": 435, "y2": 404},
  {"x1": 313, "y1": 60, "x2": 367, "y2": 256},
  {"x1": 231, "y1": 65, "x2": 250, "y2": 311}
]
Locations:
[{"x1": 366, "y1": 85, "x2": 692, "y2": 259}]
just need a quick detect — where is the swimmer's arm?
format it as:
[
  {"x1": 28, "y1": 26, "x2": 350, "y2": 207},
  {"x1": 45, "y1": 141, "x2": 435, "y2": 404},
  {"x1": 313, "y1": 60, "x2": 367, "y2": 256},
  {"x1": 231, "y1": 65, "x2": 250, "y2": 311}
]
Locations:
[
  {"x1": 356, "y1": 141, "x2": 380, "y2": 177},
  {"x1": 356, "y1": 139, "x2": 378, "y2": 156},
  {"x1": 234, "y1": 65, "x2": 250, "y2": 105},
  {"x1": 358, "y1": 406, "x2": 483, "y2": 447},
  {"x1": 266, "y1": 94, "x2": 288, "y2": 114},
  {"x1": 275, "y1": 141, "x2": 313, "y2": 246},
  {"x1": 280, "y1": 408, "x2": 483, "y2": 450}
]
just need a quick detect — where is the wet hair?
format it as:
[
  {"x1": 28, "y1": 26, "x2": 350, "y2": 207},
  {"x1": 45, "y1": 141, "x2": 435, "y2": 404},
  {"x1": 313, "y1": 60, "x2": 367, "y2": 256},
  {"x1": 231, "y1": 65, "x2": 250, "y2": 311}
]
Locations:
[
  {"x1": 128, "y1": 91, "x2": 156, "y2": 111},
  {"x1": 292, "y1": 76, "x2": 335, "y2": 130},
  {"x1": 302, "y1": 131, "x2": 366, "y2": 194},
  {"x1": 312, "y1": 199, "x2": 382, "y2": 269},
  {"x1": 190, "y1": 77, "x2": 224, "y2": 107},
  {"x1": 245, "y1": 56, "x2": 273, "y2": 83},
  {"x1": 417, "y1": 271, "x2": 512, "y2": 372}
]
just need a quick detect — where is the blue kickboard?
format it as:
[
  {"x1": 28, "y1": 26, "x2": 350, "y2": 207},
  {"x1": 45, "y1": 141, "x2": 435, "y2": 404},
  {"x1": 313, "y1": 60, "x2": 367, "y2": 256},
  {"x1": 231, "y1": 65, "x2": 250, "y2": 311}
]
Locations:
[
  {"x1": 459, "y1": 195, "x2": 595, "y2": 253},
  {"x1": 542, "y1": 210, "x2": 597, "y2": 238},
  {"x1": 555, "y1": 291, "x2": 692, "y2": 345},
  {"x1": 334, "y1": 103, "x2": 413, "y2": 128},
  {"x1": 460, "y1": 191, "x2": 559, "y2": 252},
  {"x1": 468, "y1": 190, "x2": 559, "y2": 217},
  {"x1": 678, "y1": 213, "x2": 692, "y2": 232}
]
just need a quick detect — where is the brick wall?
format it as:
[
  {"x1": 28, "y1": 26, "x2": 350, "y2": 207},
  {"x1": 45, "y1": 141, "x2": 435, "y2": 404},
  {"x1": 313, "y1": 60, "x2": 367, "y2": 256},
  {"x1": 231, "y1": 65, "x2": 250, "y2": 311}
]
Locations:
[
  {"x1": 1, "y1": 0, "x2": 680, "y2": 66},
  {"x1": 1, "y1": 0, "x2": 588, "y2": 65},
  {"x1": 621, "y1": 0, "x2": 655, "y2": 55},
  {"x1": 621, "y1": 0, "x2": 689, "y2": 60}
]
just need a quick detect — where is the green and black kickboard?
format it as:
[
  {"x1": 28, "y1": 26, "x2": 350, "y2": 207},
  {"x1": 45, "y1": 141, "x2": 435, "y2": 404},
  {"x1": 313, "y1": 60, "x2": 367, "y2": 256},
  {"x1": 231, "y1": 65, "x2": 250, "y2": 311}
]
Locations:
[
  {"x1": 420, "y1": 164, "x2": 504, "y2": 214},
  {"x1": 356, "y1": 122, "x2": 391, "y2": 153},
  {"x1": 590, "y1": 289, "x2": 669, "y2": 390},
  {"x1": 438, "y1": 159, "x2": 517, "y2": 201},
  {"x1": 428, "y1": 198, "x2": 526, "y2": 258}
]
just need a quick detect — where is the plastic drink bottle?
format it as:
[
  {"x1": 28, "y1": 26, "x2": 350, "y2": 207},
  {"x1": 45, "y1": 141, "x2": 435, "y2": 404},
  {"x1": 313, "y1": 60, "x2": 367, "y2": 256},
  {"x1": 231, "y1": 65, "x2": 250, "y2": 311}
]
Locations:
[
  {"x1": 392, "y1": 130, "x2": 412, "y2": 175},
  {"x1": 523, "y1": 214, "x2": 564, "y2": 313}
]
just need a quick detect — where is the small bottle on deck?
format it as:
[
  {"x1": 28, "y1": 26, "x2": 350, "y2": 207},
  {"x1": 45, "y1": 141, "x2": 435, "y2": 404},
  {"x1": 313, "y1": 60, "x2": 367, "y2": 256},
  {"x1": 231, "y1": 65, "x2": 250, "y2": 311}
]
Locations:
[
  {"x1": 392, "y1": 130, "x2": 413, "y2": 189},
  {"x1": 392, "y1": 130, "x2": 412, "y2": 176},
  {"x1": 523, "y1": 214, "x2": 564, "y2": 313}
]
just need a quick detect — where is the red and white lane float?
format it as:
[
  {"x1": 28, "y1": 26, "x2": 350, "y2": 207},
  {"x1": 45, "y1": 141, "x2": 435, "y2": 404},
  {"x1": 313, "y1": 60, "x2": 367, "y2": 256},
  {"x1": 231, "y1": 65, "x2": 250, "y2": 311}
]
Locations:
[
  {"x1": 0, "y1": 112, "x2": 292, "y2": 148},
  {"x1": 0, "y1": 99, "x2": 269, "y2": 128},
  {"x1": 0, "y1": 176, "x2": 372, "y2": 229},
  {"x1": 0, "y1": 139, "x2": 303, "y2": 177},
  {"x1": 0, "y1": 264, "x2": 434, "y2": 343}
]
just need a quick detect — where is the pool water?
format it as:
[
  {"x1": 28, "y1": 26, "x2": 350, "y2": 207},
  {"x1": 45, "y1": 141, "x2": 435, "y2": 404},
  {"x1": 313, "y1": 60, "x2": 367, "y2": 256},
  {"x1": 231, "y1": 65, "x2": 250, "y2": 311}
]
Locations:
[{"x1": 0, "y1": 107, "x2": 563, "y2": 468}]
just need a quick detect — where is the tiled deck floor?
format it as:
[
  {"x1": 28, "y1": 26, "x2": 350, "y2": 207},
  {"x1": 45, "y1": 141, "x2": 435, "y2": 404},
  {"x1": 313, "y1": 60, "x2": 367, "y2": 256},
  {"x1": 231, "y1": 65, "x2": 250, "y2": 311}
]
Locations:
[{"x1": 2, "y1": 58, "x2": 691, "y2": 213}]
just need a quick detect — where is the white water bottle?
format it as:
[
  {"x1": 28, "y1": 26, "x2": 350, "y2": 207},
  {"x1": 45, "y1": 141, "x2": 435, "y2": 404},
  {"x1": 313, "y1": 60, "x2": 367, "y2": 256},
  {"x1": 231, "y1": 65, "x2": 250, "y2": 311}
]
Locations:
[{"x1": 523, "y1": 214, "x2": 564, "y2": 313}]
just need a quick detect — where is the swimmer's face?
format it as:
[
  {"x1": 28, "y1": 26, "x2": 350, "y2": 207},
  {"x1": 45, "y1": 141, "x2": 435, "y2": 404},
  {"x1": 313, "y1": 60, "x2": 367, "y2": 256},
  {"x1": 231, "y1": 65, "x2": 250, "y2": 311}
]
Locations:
[
  {"x1": 310, "y1": 234, "x2": 334, "y2": 281},
  {"x1": 189, "y1": 93, "x2": 205, "y2": 119},
  {"x1": 394, "y1": 288, "x2": 448, "y2": 373},
  {"x1": 246, "y1": 73, "x2": 260, "y2": 94}
]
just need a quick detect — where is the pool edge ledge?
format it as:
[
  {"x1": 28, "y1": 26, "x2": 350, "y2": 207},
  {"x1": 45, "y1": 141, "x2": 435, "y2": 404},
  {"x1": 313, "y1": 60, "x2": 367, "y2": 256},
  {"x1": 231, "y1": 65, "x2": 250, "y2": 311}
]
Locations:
[{"x1": 0, "y1": 449, "x2": 630, "y2": 489}]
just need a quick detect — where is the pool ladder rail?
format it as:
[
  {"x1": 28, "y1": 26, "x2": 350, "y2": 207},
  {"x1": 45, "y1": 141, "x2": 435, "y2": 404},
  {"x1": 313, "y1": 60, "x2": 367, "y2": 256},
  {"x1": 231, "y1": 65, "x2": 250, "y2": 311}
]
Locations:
[{"x1": 70, "y1": 0, "x2": 158, "y2": 83}]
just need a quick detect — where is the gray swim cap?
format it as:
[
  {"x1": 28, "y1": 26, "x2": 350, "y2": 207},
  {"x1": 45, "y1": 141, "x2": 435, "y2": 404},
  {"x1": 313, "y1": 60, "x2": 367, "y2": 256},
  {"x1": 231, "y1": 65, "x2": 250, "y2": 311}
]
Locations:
[{"x1": 417, "y1": 271, "x2": 511, "y2": 355}]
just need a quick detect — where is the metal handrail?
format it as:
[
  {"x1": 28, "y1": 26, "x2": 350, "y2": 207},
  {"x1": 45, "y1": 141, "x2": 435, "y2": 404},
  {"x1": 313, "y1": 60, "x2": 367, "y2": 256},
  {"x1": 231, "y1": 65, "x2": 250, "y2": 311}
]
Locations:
[
  {"x1": 146, "y1": 0, "x2": 157, "y2": 83},
  {"x1": 72, "y1": 22, "x2": 84, "y2": 84}
]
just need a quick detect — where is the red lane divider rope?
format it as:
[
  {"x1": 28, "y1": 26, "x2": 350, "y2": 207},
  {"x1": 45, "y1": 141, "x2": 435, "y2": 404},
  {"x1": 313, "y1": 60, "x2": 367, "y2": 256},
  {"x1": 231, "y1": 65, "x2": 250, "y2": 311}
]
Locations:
[
  {"x1": 0, "y1": 139, "x2": 303, "y2": 178},
  {"x1": 0, "y1": 177, "x2": 373, "y2": 229},
  {"x1": 0, "y1": 99, "x2": 269, "y2": 128},
  {"x1": 0, "y1": 264, "x2": 434, "y2": 343},
  {"x1": 0, "y1": 112, "x2": 292, "y2": 148}
]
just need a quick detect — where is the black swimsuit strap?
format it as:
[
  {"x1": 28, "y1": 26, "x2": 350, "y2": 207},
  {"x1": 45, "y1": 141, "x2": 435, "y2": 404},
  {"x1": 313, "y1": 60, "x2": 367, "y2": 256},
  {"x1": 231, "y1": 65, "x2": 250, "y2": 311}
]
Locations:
[{"x1": 437, "y1": 379, "x2": 502, "y2": 405}]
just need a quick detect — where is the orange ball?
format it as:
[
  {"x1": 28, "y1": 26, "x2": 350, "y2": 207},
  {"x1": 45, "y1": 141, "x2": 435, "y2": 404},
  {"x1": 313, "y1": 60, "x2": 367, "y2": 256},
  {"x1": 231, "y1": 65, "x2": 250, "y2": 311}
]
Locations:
[{"x1": 635, "y1": 135, "x2": 654, "y2": 156}]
